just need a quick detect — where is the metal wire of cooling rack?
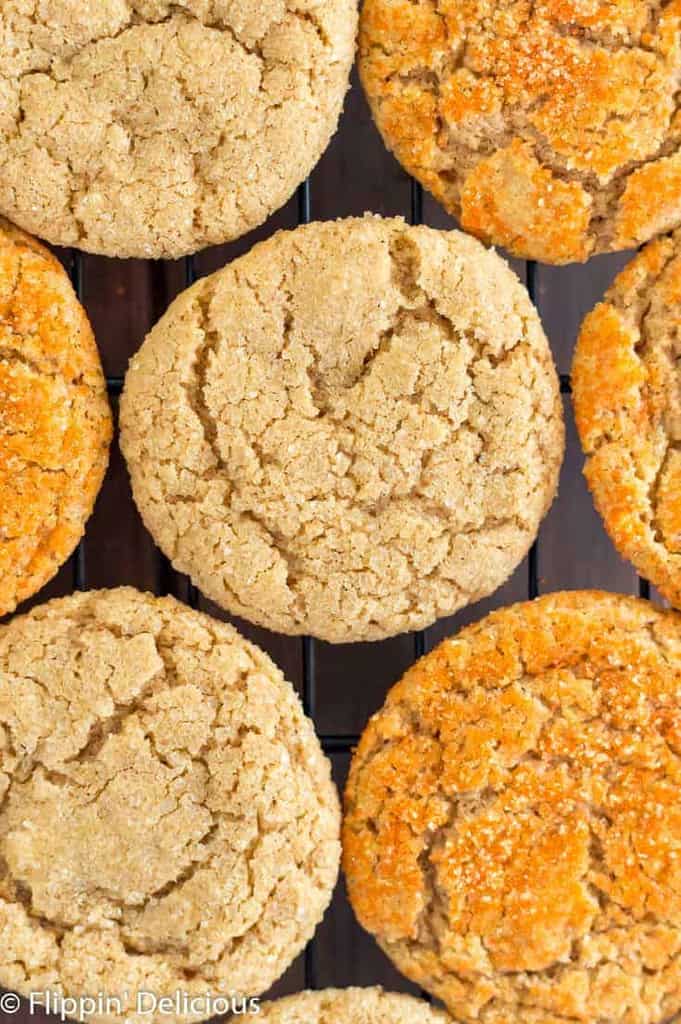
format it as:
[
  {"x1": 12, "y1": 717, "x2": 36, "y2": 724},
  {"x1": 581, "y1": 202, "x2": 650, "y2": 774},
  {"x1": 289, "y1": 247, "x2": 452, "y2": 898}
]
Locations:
[{"x1": 67, "y1": 173, "x2": 652, "y2": 996}]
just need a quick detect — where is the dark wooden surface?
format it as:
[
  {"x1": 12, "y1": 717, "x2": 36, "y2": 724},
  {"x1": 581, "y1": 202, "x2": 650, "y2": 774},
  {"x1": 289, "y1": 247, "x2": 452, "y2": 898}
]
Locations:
[{"x1": 2, "y1": 66, "x2": 650, "y2": 1024}]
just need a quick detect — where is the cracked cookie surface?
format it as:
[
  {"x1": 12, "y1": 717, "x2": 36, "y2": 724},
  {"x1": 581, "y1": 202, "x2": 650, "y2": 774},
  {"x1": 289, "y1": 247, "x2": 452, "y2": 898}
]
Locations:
[
  {"x1": 119, "y1": 216, "x2": 563, "y2": 643},
  {"x1": 0, "y1": 1, "x2": 356, "y2": 259},
  {"x1": 0, "y1": 587, "x2": 340, "y2": 1023},
  {"x1": 359, "y1": 0, "x2": 681, "y2": 264},
  {"x1": 257, "y1": 987, "x2": 450, "y2": 1024},
  {"x1": 574, "y1": 231, "x2": 681, "y2": 607},
  {"x1": 343, "y1": 591, "x2": 681, "y2": 1024},
  {"x1": 0, "y1": 218, "x2": 111, "y2": 617}
]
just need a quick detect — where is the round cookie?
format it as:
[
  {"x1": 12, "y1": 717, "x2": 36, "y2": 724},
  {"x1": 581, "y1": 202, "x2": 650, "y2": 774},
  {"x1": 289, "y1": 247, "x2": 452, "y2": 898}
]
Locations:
[
  {"x1": 0, "y1": 218, "x2": 111, "y2": 617},
  {"x1": 343, "y1": 591, "x2": 681, "y2": 1024},
  {"x1": 359, "y1": 1, "x2": 681, "y2": 264},
  {"x1": 256, "y1": 988, "x2": 449, "y2": 1024},
  {"x1": 0, "y1": 2, "x2": 357, "y2": 259},
  {"x1": 573, "y1": 232, "x2": 681, "y2": 606},
  {"x1": 0, "y1": 587, "x2": 340, "y2": 1023},
  {"x1": 120, "y1": 216, "x2": 564, "y2": 643}
]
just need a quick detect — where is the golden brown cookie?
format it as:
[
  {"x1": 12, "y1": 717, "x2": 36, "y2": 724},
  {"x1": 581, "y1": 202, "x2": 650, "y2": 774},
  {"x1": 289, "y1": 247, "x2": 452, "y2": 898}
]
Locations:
[
  {"x1": 0, "y1": 587, "x2": 340, "y2": 1024},
  {"x1": 359, "y1": 1, "x2": 681, "y2": 264},
  {"x1": 343, "y1": 591, "x2": 681, "y2": 1024},
  {"x1": 573, "y1": 232, "x2": 681, "y2": 606},
  {"x1": 0, "y1": 1, "x2": 356, "y2": 259},
  {"x1": 119, "y1": 216, "x2": 564, "y2": 643},
  {"x1": 0, "y1": 218, "x2": 111, "y2": 617},
  {"x1": 256, "y1": 988, "x2": 449, "y2": 1024}
]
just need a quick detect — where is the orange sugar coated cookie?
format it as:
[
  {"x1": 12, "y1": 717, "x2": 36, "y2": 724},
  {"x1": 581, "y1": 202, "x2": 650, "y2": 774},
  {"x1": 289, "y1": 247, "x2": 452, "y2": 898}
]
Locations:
[
  {"x1": 359, "y1": 0, "x2": 681, "y2": 264},
  {"x1": 344, "y1": 591, "x2": 681, "y2": 1024},
  {"x1": 0, "y1": 218, "x2": 111, "y2": 617},
  {"x1": 573, "y1": 231, "x2": 681, "y2": 606}
]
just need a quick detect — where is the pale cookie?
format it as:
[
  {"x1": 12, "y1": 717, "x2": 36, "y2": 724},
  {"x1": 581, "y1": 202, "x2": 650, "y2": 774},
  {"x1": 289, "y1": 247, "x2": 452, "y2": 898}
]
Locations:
[
  {"x1": 120, "y1": 217, "x2": 564, "y2": 643},
  {"x1": 343, "y1": 591, "x2": 681, "y2": 1024},
  {"x1": 0, "y1": 1, "x2": 357, "y2": 259},
  {"x1": 0, "y1": 218, "x2": 111, "y2": 617},
  {"x1": 256, "y1": 988, "x2": 450, "y2": 1024},
  {"x1": 359, "y1": 1, "x2": 681, "y2": 264},
  {"x1": 574, "y1": 231, "x2": 681, "y2": 607},
  {"x1": 0, "y1": 587, "x2": 340, "y2": 1024}
]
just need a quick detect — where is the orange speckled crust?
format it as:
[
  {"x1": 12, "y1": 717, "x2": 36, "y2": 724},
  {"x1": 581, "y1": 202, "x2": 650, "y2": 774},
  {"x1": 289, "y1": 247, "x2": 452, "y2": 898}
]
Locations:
[
  {"x1": 343, "y1": 591, "x2": 681, "y2": 1024},
  {"x1": 0, "y1": 219, "x2": 112, "y2": 616},
  {"x1": 573, "y1": 231, "x2": 681, "y2": 606},
  {"x1": 359, "y1": 0, "x2": 681, "y2": 264}
]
